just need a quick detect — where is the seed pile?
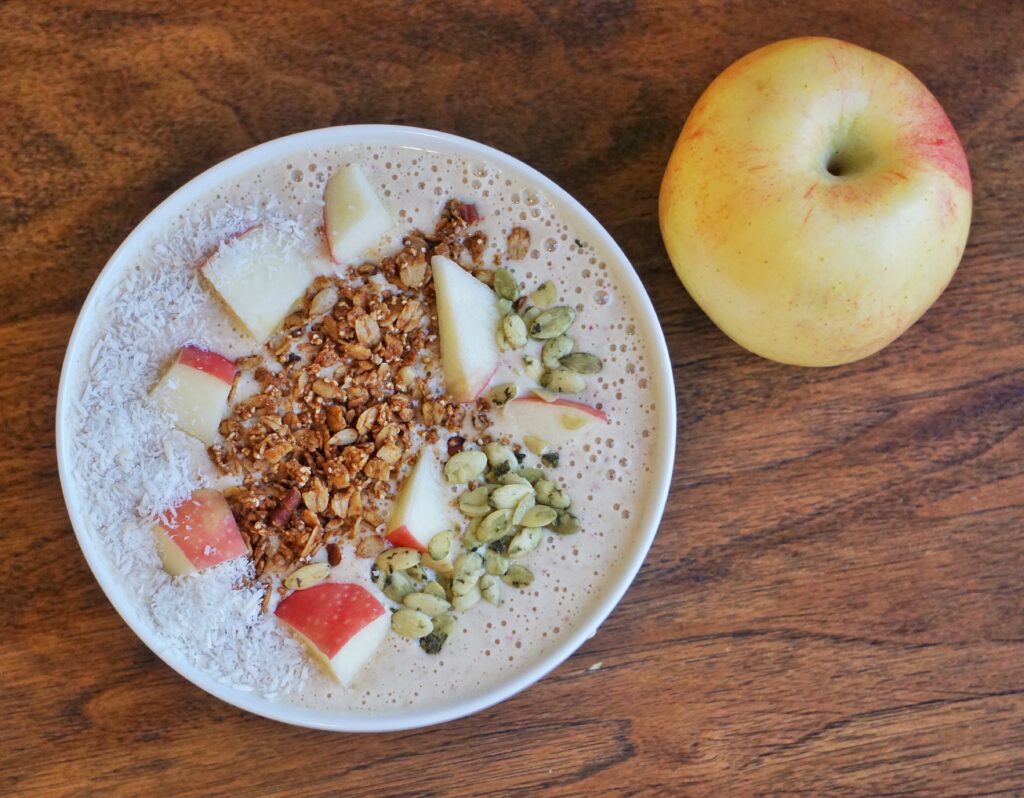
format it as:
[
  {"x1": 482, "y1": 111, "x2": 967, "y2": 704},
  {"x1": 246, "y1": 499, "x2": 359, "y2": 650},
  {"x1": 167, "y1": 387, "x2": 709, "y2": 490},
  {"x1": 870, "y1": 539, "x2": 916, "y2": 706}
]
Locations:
[{"x1": 372, "y1": 439, "x2": 581, "y2": 654}]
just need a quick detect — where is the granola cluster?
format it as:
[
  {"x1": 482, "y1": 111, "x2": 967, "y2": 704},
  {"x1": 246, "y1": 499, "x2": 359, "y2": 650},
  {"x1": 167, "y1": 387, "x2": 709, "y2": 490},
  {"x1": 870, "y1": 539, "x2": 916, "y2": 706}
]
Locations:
[{"x1": 210, "y1": 201, "x2": 491, "y2": 580}]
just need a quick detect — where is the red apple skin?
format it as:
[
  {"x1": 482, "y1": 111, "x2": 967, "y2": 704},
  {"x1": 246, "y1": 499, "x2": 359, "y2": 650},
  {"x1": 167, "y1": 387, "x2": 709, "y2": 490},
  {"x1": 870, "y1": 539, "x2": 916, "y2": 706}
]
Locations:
[
  {"x1": 157, "y1": 488, "x2": 247, "y2": 571},
  {"x1": 385, "y1": 524, "x2": 427, "y2": 552},
  {"x1": 514, "y1": 396, "x2": 609, "y2": 423},
  {"x1": 275, "y1": 583, "x2": 385, "y2": 659},
  {"x1": 178, "y1": 346, "x2": 236, "y2": 385}
]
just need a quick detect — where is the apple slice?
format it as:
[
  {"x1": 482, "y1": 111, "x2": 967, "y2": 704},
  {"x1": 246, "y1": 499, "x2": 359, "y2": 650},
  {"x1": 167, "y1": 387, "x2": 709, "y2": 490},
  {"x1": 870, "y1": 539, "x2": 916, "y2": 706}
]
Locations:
[
  {"x1": 201, "y1": 225, "x2": 314, "y2": 341},
  {"x1": 386, "y1": 446, "x2": 452, "y2": 552},
  {"x1": 275, "y1": 582, "x2": 388, "y2": 686},
  {"x1": 501, "y1": 396, "x2": 609, "y2": 447},
  {"x1": 151, "y1": 345, "x2": 235, "y2": 444},
  {"x1": 152, "y1": 488, "x2": 247, "y2": 576},
  {"x1": 323, "y1": 163, "x2": 393, "y2": 264},
  {"x1": 431, "y1": 254, "x2": 501, "y2": 401}
]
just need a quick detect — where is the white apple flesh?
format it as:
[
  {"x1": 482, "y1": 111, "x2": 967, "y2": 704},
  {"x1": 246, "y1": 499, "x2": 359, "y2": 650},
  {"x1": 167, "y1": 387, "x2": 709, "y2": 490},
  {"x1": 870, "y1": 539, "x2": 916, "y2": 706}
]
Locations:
[
  {"x1": 275, "y1": 582, "x2": 388, "y2": 686},
  {"x1": 201, "y1": 225, "x2": 314, "y2": 342},
  {"x1": 386, "y1": 446, "x2": 452, "y2": 552},
  {"x1": 152, "y1": 488, "x2": 247, "y2": 576},
  {"x1": 323, "y1": 164, "x2": 393, "y2": 264},
  {"x1": 431, "y1": 254, "x2": 501, "y2": 401},
  {"x1": 150, "y1": 345, "x2": 235, "y2": 444},
  {"x1": 499, "y1": 396, "x2": 609, "y2": 447}
]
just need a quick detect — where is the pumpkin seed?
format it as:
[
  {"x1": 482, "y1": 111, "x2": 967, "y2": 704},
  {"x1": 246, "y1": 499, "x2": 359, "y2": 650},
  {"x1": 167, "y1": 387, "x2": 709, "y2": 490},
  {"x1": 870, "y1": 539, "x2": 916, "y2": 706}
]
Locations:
[
  {"x1": 424, "y1": 580, "x2": 447, "y2": 600},
  {"x1": 552, "y1": 511, "x2": 582, "y2": 535},
  {"x1": 522, "y1": 306, "x2": 542, "y2": 330},
  {"x1": 427, "y1": 530, "x2": 453, "y2": 561},
  {"x1": 463, "y1": 517, "x2": 483, "y2": 549},
  {"x1": 370, "y1": 564, "x2": 387, "y2": 591},
  {"x1": 476, "y1": 508, "x2": 513, "y2": 543},
  {"x1": 452, "y1": 585, "x2": 481, "y2": 611},
  {"x1": 512, "y1": 492, "x2": 535, "y2": 525},
  {"x1": 502, "y1": 314, "x2": 528, "y2": 349},
  {"x1": 493, "y1": 268, "x2": 519, "y2": 300},
  {"x1": 530, "y1": 280, "x2": 557, "y2": 309},
  {"x1": 403, "y1": 591, "x2": 452, "y2": 616},
  {"x1": 483, "y1": 442, "x2": 518, "y2": 471},
  {"x1": 406, "y1": 564, "x2": 428, "y2": 583},
  {"x1": 541, "y1": 335, "x2": 574, "y2": 370},
  {"x1": 535, "y1": 479, "x2": 557, "y2": 505},
  {"x1": 376, "y1": 547, "x2": 421, "y2": 574},
  {"x1": 283, "y1": 562, "x2": 331, "y2": 590},
  {"x1": 452, "y1": 552, "x2": 485, "y2": 596},
  {"x1": 517, "y1": 467, "x2": 544, "y2": 484},
  {"x1": 392, "y1": 608, "x2": 433, "y2": 639},
  {"x1": 383, "y1": 570, "x2": 417, "y2": 602},
  {"x1": 420, "y1": 614, "x2": 455, "y2": 654},
  {"x1": 536, "y1": 480, "x2": 570, "y2": 509},
  {"x1": 480, "y1": 574, "x2": 502, "y2": 606},
  {"x1": 500, "y1": 472, "x2": 532, "y2": 487},
  {"x1": 529, "y1": 306, "x2": 576, "y2": 339},
  {"x1": 560, "y1": 352, "x2": 603, "y2": 374},
  {"x1": 522, "y1": 354, "x2": 544, "y2": 383},
  {"x1": 495, "y1": 325, "x2": 508, "y2": 353},
  {"x1": 459, "y1": 486, "x2": 492, "y2": 517},
  {"x1": 532, "y1": 386, "x2": 559, "y2": 402},
  {"x1": 521, "y1": 504, "x2": 558, "y2": 528},
  {"x1": 486, "y1": 382, "x2": 518, "y2": 407},
  {"x1": 444, "y1": 450, "x2": 488, "y2": 483},
  {"x1": 523, "y1": 434, "x2": 548, "y2": 456},
  {"x1": 541, "y1": 368, "x2": 586, "y2": 394},
  {"x1": 502, "y1": 564, "x2": 534, "y2": 589},
  {"x1": 490, "y1": 483, "x2": 534, "y2": 509},
  {"x1": 507, "y1": 526, "x2": 544, "y2": 559},
  {"x1": 496, "y1": 298, "x2": 513, "y2": 316},
  {"x1": 484, "y1": 548, "x2": 510, "y2": 576}
]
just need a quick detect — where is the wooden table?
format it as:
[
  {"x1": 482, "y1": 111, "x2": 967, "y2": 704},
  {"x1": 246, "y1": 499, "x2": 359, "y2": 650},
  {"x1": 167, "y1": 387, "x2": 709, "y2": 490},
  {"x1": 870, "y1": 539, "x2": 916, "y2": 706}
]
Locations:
[{"x1": 3, "y1": 1, "x2": 1023, "y2": 795}]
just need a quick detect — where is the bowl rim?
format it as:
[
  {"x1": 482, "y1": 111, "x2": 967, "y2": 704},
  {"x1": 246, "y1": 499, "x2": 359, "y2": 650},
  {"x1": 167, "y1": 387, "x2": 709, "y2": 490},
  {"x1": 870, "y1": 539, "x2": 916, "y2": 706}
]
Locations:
[{"x1": 55, "y1": 124, "x2": 677, "y2": 732}]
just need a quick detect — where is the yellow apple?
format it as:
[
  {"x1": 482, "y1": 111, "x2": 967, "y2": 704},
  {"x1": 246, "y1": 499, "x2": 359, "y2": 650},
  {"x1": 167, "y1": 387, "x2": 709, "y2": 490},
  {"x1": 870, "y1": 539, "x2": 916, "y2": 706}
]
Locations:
[{"x1": 659, "y1": 37, "x2": 972, "y2": 366}]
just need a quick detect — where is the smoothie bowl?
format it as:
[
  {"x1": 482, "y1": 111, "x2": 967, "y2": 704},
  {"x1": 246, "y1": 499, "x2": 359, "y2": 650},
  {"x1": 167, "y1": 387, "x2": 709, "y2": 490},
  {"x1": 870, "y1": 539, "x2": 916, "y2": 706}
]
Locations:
[{"x1": 56, "y1": 125, "x2": 675, "y2": 731}]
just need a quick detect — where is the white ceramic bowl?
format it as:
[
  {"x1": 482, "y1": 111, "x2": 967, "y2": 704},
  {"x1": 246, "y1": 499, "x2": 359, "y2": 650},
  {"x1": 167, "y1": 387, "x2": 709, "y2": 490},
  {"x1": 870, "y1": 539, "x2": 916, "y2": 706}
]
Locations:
[{"x1": 56, "y1": 125, "x2": 676, "y2": 731}]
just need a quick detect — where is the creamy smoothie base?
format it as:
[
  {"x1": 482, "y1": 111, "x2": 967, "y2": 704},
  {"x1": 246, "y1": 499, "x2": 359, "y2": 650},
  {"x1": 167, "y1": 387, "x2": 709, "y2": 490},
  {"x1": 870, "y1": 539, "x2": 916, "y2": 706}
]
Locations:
[{"x1": 67, "y1": 140, "x2": 660, "y2": 714}]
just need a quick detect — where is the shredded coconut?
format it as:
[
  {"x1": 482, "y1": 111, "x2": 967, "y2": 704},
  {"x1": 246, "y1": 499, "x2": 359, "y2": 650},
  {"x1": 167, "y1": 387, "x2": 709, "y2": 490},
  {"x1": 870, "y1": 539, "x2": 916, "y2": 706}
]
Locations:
[{"x1": 68, "y1": 198, "x2": 310, "y2": 697}]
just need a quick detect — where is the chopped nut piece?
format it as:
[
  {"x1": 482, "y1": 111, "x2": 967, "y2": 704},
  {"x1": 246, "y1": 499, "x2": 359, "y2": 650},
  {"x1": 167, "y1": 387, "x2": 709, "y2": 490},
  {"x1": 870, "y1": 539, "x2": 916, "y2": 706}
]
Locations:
[{"x1": 507, "y1": 227, "x2": 530, "y2": 260}]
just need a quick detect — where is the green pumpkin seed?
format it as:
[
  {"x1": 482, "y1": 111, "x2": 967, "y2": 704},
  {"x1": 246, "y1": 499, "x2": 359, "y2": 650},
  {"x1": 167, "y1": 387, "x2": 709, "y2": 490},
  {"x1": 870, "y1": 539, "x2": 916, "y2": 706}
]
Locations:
[
  {"x1": 424, "y1": 580, "x2": 447, "y2": 600},
  {"x1": 523, "y1": 434, "x2": 548, "y2": 456},
  {"x1": 486, "y1": 382, "x2": 518, "y2": 407},
  {"x1": 530, "y1": 280, "x2": 557, "y2": 309},
  {"x1": 459, "y1": 486, "x2": 491, "y2": 516},
  {"x1": 512, "y1": 492, "x2": 535, "y2": 525},
  {"x1": 502, "y1": 564, "x2": 534, "y2": 589},
  {"x1": 507, "y1": 526, "x2": 544, "y2": 559},
  {"x1": 536, "y1": 480, "x2": 570, "y2": 509},
  {"x1": 500, "y1": 472, "x2": 532, "y2": 487},
  {"x1": 521, "y1": 306, "x2": 542, "y2": 330},
  {"x1": 552, "y1": 511, "x2": 582, "y2": 535},
  {"x1": 444, "y1": 450, "x2": 488, "y2": 483},
  {"x1": 452, "y1": 585, "x2": 481, "y2": 611},
  {"x1": 427, "y1": 530, "x2": 453, "y2": 561},
  {"x1": 376, "y1": 547, "x2": 421, "y2": 574},
  {"x1": 490, "y1": 483, "x2": 534, "y2": 510},
  {"x1": 541, "y1": 368, "x2": 586, "y2": 394},
  {"x1": 496, "y1": 297, "x2": 513, "y2": 316},
  {"x1": 529, "y1": 306, "x2": 576, "y2": 339},
  {"x1": 495, "y1": 325, "x2": 508, "y2": 353},
  {"x1": 541, "y1": 335, "x2": 574, "y2": 370},
  {"x1": 522, "y1": 354, "x2": 544, "y2": 383},
  {"x1": 483, "y1": 442, "x2": 518, "y2": 471},
  {"x1": 520, "y1": 504, "x2": 558, "y2": 528},
  {"x1": 534, "y1": 479, "x2": 556, "y2": 505},
  {"x1": 370, "y1": 564, "x2": 387, "y2": 591},
  {"x1": 452, "y1": 552, "x2": 485, "y2": 596},
  {"x1": 463, "y1": 517, "x2": 483, "y2": 549},
  {"x1": 517, "y1": 467, "x2": 544, "y2": 484},
  {"x1": 392, "y1": 608, "x2": 433, "y2": 639},
  {"x1": 484, "y1": 548, "x2": 510, "y2": 576},
  {"x1": 493, "y1": 268, "x2": 519, "y2": 301},
  {"x1": 560, "y1": 352, "x2": 603, "y2": 374},
  {"x1": 502, "y1": 314, "x2": 528, "y2": 349},
  {"x1": 406, "y1": 564, "x2": 428, "y2": 583},
  {"x1": 476, "y1": 508, "x2": 513, "y2": 543},
  {"x1": 403, "y1": 591, "x2": 452, "y2": 616},
  {"x1": 382, "y1": 570, "x2": 417, "y2": 602},
  {"x1": 480, "y1": 574, "x2": 502, "y2": 606},
  {"x1": 420, "y1": 613, "x2": 456, "y2": 653}
]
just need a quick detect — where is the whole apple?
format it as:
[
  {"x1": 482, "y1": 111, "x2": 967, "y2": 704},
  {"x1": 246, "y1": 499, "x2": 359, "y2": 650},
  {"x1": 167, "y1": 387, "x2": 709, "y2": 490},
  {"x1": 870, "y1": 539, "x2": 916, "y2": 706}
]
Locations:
[{"x1": 659, "y1": 37, "x2": 971, "y2": 366}]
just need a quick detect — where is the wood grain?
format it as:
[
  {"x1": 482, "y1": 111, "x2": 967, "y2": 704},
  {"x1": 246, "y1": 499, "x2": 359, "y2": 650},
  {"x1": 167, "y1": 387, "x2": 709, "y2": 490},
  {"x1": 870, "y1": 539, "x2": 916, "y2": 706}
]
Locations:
[{"x1": 2, "y1": 1, "x2": 1023, "y2": 795}]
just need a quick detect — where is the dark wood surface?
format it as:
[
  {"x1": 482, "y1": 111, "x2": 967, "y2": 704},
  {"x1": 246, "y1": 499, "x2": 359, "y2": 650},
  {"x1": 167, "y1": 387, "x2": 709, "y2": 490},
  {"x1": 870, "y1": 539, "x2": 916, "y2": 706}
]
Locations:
[{"x1": 3, "y1": 1, "x2": 1023, "y2": 795}]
